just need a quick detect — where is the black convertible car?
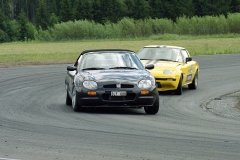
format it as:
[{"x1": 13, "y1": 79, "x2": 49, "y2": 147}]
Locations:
[{"x1": 65, "y1": 49, "x2": 159, "y2": 114}]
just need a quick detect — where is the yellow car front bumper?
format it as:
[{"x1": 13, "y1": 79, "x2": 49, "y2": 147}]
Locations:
[{"x1": 151, "y1": 72, "x2": 180, "y2": 91}]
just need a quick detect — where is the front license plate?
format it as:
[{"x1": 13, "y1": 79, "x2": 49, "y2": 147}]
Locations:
[{"x1": 111, "y1": 91, "x2": 127, "y2": 96}]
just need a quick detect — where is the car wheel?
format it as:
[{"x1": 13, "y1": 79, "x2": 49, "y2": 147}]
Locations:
[
  {"x1": 144, "y1": 95, "x2": 159, "y2": 114},
  {"x1": 72, "y1": 87, "x2": 82, "y2": 112},
  {"x1": 188, "y1": 71, "x2": 198, "y2": 89},
  {"x1": 175, "y1": 75, "x2": 182, "y2": 95},
  {"x1": 66, "y1": 89, "x2": 72, "y2": 106}
]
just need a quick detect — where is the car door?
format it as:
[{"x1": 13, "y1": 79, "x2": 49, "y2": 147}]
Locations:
[{"x1": 180, "y1": 49, "x2": 194, "y2": 85}]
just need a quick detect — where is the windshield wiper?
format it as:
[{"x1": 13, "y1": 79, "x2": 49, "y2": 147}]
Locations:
[
  {"x1": 140, "y1": 59, "x2": 151, "y2": 60},
  {"x1": 156, "y1": 59, "x2": 173, "y2": 61},
  {"x1": 82, "y1": 67, "x2": 105, "y2": 71},
  {"x1": 109, "y1": 66, "x2": 138, "y2": 70}
]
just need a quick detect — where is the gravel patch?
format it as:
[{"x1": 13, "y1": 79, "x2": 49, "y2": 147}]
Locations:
[{"x1": 204, "y1": 91, "x2": 240, "y2": 119}]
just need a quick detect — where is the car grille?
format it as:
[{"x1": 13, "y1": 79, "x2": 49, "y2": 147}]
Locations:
[
  {"x1": 155, "y1": 78, "x2": 176, "y2": 81},
  {"x1": 156, "y1": 82, "x2": 161, "y2": 88},
  {"x1": 102, "y1": 92, "x2": 136, "y2": 100},
  {"x1": 103, "y1": 84, "x2": 134, "y2": 88}
]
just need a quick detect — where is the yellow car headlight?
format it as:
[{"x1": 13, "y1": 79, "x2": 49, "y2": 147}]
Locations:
[{"x1": 163, "y1": 70, "x2": 173, "y2": 75}]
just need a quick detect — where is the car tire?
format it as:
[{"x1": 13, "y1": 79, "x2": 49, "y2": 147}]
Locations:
[
  {"x1": 175, "y1": 75, "x2": 182, "y2": 95},
  {"x1": 188, "y1": 71, "x2": 198, "y2": 89},
  {"x1": 144, "y1": 95, "x2": 159, "y2": 114},
  {"x1": 72, "y1": 87, "x2": 83, "y2": 112},
  {"x1": 66, "y1": 90, "x2": 72, "y2": 106}
]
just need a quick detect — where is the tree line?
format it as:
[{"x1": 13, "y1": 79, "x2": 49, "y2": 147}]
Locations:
[{"x1": 0, "y1": 0, "x2": 240, "y2": 43}]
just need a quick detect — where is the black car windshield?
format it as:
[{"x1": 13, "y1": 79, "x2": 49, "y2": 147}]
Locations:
[
  {"x1": 78, "y1": 51, "x2": 144, "y2": 70},
  {"x1": 138, "y1": 48, "x2": 182, "y2": 62}
]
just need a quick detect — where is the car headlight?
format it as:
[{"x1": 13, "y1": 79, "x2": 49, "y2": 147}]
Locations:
[
  {"x1": 83, "y1": 81, "x2": 97, "y2": 90},
  {"x1": 138, "y1": 80, "x2": 152, "y2": 89},
  {"x1": 163, "y1": 70, "x2": 173, "y2": 74}
]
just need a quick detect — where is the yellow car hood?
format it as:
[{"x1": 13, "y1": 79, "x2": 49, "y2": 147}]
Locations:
[{"x1": 141, "y1": 60, "x2": 181, "y2": 71}]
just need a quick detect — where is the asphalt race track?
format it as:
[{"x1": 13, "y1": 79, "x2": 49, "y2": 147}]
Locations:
[{"x1": 0, "y1": 54, "x2": 240, "y2": 160}]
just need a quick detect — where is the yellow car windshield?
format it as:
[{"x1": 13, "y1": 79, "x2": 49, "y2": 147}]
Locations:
[{"x1": 138, "y1": 48, "x2": 181, "y2": 62}]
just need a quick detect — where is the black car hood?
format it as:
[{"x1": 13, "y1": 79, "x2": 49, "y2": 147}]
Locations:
[{"x1": 80, "y1": 69, "x2": 151, "y2": 82}]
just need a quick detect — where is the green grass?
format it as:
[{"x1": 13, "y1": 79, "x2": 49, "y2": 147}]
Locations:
[{"x1": 1, "y1": 34, "x2": 240, "y2": 63}]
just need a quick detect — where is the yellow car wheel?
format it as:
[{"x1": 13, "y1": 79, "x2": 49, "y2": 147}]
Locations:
[{"x1": 188, "y1": 71, "x2": 198, "y2": 89}]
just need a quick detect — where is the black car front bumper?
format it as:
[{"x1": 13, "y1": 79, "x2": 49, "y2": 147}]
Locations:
[{"x1": 76, "y1": 88, "x2": 158, "y2": 107}]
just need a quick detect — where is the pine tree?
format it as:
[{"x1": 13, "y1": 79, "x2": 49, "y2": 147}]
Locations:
[
  {"x1": 0, "y1": 9, "x2": 5, "y2": 30},
  {"x1": 176, "y1": 0, "x2": 195, "y2": 18},
  {"x1": 162, "y1": 0, "x2": 178, "y2": 21},
  {"x1": 100, "y1": 0, "x2": 127, "y2": 23},
  {"x1": 35, "y1": 0, "x2": 49, "y2": 30},
  {"x1": 149, "y1": 0, "x2": 194, "y2": 20},
  {"x1": 230, "y1": 0, "x2": 240, "y2": 12},
  {"x1": 124, "y1": 0, "x2": 135, "y2": 18},
  {"x1": 0, "y1": 9, "x2": 9, "y2": 42},
  {"x1": 60, "y1": 0, "x2": 72, "y2": 22},
  {"x1": 132, "y1": 0, "x2": 150, "y2": 20},
  {"x1": 193, "y1": 0, "x2": 232, "y2": 17},
  {"x1": 149, "y1": 0, "x2": 165, "y2": 19},
  {"x1": 48, "y1": 0, "x2": 58, "y2": 14},
  {"x1": 99, "y1": 0, "x2": 111, "y2": 23},
  {"x1": 74, "y1": 0, "x2": 93, "y2": 21},
  {"x1": 17, "y1": 9, "x2": 28, "y2": 41},
  {"x1": 92, "y1": 0, "x2": 102, "y2": 23}
]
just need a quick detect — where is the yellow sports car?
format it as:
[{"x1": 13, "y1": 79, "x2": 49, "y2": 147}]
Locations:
[{"x1": 138, "y1": 45, "x2": 199, "y2": 95}]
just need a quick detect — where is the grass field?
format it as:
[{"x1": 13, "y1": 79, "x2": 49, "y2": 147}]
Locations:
[{"x1": 1, "y1": 35, "x2": 240, "y2": 63}]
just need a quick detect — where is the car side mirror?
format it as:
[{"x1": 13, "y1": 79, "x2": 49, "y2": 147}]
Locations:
[
  {"x1": 67, "y1": 65, "x2": 77, "y2": 71},
  {"x1": 186, "y1": 57, "x2": 192, "y2": 63},
  {"x1": 145, "y1": 64, "x2": 154, "y2": 70}
]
